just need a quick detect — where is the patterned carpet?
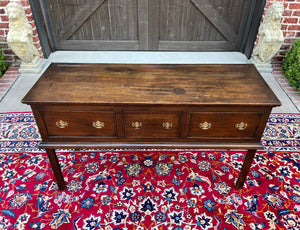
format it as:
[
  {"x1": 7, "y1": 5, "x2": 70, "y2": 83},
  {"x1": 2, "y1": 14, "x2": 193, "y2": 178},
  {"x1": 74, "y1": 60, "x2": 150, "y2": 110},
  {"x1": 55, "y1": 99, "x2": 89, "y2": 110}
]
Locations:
[{"x1": 0, "y1": 112, "x2": 299, "y2": 229}]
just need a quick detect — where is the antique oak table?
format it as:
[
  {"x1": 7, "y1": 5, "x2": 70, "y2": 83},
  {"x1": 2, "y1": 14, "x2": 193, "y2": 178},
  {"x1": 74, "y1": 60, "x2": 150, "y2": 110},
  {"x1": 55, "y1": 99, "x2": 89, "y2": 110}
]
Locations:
[{"x1": 22, "y1": 63, "x2": 281, "y2": 191}]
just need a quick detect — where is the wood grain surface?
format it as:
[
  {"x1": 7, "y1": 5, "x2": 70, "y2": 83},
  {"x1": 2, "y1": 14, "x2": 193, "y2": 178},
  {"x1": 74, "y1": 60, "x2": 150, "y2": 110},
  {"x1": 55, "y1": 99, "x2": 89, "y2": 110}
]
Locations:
[{"x1": 22, "y1": 63, "x2": 281, "y2": 106}]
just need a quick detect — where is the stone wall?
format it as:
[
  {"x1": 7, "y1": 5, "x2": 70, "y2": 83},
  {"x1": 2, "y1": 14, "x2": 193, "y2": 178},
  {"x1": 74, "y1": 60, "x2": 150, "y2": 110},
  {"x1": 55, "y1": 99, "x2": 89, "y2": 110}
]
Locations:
[{"x1": 0, "y1": 0, "x2": 300, "y2": 63}]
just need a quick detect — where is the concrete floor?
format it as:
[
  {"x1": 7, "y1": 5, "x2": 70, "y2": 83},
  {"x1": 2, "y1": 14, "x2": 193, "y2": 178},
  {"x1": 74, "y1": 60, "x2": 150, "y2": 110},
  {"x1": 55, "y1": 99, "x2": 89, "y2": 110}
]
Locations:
[{"x1": 0, "y1": 51, "x2": 298, "y2": 113}]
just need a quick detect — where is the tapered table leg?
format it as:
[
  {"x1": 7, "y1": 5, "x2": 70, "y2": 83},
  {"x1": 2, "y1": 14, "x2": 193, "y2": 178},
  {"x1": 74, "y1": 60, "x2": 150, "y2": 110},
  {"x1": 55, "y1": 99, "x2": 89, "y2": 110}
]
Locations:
[
  {"x1": 235, "y1": 149, "x2": 257, "y2": 190},
  {"x1": 45, "y1": 149, "x2": 67, "y2": 191}
]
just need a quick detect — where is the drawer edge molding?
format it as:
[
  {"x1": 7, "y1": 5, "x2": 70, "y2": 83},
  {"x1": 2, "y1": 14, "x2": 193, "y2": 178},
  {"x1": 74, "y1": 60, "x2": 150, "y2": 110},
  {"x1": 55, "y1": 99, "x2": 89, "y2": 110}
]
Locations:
[{"x1": 39, "y1": 141, "x2": 263, "y2": 150}]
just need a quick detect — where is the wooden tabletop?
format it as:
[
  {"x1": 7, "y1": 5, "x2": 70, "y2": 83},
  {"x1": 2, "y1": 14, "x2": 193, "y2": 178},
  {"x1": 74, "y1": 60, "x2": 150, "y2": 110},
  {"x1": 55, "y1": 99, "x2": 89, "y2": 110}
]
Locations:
[{"x1": 22, "y1": 63, "x2": 281, "y2": 107}]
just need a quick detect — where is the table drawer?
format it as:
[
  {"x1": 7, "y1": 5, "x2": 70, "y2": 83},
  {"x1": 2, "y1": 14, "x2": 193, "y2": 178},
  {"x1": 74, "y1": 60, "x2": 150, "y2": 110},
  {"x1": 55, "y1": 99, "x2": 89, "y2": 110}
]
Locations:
[
  {"x1": 188, "y1": 112, "x2": 262, "y2": 139},
  {"x1": 43, "y1": 111, "x2": 116, "y2": 137},
  {"x1": 124, "y1": 112, "x2": 180, "y2": 138}
]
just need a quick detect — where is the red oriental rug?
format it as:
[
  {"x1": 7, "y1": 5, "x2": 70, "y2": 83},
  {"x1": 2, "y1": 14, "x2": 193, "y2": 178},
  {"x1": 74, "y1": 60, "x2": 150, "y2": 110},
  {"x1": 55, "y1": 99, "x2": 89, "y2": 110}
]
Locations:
[{"x1": 0, "y1": 112, "x2": 299, "y2": 230}]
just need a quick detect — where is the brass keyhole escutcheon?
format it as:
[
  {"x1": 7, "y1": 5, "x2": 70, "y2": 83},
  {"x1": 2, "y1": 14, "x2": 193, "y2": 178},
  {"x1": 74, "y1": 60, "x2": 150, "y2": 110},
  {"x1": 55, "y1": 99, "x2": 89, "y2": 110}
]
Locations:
[
  {"x1": 132, "y1": 122, "x2": 142, "y2": 129},
  {"x1": 163, "y1": 122, "x2": 173, "y2": 129},
  {"x1": 92, "y1": 121, "x2": 105, "y2": 129},
  {"x1": 199, "y1": 121, "x2": 211, "y2": 130},
  {"x1": 56, "y1": 120, "x2": 68, "y2": 128},
  {"x1": 235, "y1": 122, "x2": 247, "y2": 130}
]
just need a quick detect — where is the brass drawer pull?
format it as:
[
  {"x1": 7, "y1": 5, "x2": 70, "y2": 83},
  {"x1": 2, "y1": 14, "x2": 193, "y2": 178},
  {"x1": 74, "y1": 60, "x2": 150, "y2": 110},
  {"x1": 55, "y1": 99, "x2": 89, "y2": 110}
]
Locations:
[
  {"x1": 132, "y1": 122, "x2": 142, "y2": 129},
  {"x1": 92, "y1": 121, "x2": 105, "y2": 129},
  {"x1": 235, "y1": 122, "x2": 247, "y2": 130},
  {"x1": 199, "y1": 121, "x2": 211, "y2": 130},
  {"x1": 163, "y1": 122, "x2": 173, "y2": 129},
  {"x1": 56, "y1": 120, "x2": 68, "y2": 128}
]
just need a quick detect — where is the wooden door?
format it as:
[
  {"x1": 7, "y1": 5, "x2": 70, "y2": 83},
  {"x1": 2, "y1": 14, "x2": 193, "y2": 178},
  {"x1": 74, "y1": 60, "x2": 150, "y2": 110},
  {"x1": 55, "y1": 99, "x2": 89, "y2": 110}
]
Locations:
[
  {"x1": 39, "y1": 0, "x2": 252, "y2": 51},
  {"x1": 152, "y1": 0, "x2": 251, "y2": 51}
]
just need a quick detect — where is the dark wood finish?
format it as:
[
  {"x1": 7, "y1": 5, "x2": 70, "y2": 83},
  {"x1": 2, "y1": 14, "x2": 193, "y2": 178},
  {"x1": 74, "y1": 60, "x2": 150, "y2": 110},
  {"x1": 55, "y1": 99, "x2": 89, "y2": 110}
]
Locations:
[
  {"x1": 39, "y1": 142, "x2": 263, "y2": 150},
  {"x1": 188, "y1": 112, "x2": 262, "y2": 139},
  {"x1": 29, "y1": 0, "x2": 52, "y2": 57},
  {"x1": 124, "y1": 112, "x2": 180, "y2": 138},
  {"x1": 22, "y1": 63, "x2": 281, "y2": 190},
  {"x1": 34, "y1": 0, "x2": 259, "y2": 52},
  {"x1": 22, "y1": 64, "x2": 280, "y2": 106},
  {"x1": 235, "y1": 149, "x2": 257, "y2": 189},
  {"x1": 45, "y1": 149, "x2": 67, "y2": 191},
  {"x1": 43, "y1": 111, "x2": 116, "y2": 137}
]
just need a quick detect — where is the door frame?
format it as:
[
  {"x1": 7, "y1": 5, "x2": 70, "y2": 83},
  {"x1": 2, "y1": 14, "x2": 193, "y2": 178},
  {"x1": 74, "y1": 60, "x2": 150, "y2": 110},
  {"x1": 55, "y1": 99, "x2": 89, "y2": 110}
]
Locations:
[{"x1": 29, "y1": 0, "x2": 266, "y2": 58}]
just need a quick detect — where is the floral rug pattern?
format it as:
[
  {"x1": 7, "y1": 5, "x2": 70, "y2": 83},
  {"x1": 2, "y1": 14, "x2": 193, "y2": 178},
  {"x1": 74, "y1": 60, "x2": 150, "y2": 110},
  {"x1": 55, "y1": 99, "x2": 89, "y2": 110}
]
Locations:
[{"x1": 0, "y1": 112, "x2": 299, "y2": 229}]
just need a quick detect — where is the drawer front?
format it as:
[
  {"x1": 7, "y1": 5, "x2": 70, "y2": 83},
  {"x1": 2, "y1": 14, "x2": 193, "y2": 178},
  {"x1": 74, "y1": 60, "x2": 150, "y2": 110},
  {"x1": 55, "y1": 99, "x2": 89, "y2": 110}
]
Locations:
[
  {"x1": 43, "y1": 111, "x2": 116, "y2": 137},
  {"x1": 124, "y1": 112, "x2": 180, "y2": 138},
  {"x1": 188, "y1": 112, "x2": 262, "y2": 139}
]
